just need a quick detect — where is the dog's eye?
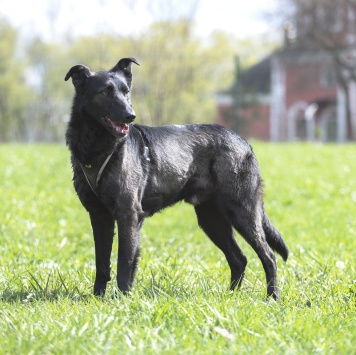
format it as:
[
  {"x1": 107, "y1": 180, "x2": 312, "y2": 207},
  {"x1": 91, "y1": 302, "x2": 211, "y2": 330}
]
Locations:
[{"x1": 102, "y1": 91, "x2": 110, "y2": 97}]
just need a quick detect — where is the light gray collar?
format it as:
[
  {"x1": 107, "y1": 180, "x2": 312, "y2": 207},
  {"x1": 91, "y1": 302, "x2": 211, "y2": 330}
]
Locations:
[
  {"x1": 80, "y1": 145, "x2": 150, "y2": 196},
  {"x1": 79, "y1": 151, "x2": 115, "y2": 196}
]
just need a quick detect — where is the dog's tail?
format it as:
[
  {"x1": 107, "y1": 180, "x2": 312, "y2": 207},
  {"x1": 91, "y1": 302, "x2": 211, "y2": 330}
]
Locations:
[{"x1": 262, "y1": 205, "x2": 288, "y2": 262}]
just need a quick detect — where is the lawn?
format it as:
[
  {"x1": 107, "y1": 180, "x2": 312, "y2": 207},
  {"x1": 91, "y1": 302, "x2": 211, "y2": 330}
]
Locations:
[{"x1": 0, "y1": 142, "x2": 355, "y2": 354}]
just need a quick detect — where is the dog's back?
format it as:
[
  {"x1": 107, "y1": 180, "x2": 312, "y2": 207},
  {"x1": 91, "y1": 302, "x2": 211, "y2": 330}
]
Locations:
[{"x1": 134, "y1": 124, "x2": 253, "y2": 209}]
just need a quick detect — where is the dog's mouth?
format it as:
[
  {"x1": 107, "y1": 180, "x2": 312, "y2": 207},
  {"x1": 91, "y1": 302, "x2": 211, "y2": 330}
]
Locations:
[{"x1": 101, "y1": 117, "x2": 130, "y2": 136}]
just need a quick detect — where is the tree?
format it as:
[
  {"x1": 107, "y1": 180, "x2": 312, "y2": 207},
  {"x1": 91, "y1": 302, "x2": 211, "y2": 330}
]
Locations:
[
  {"x1": 279, "y1": 0, "x2": 356, "y2": 140},
  {"x1": 0, "y1": 6, "x2": 274, "y2": 141},
  {"x1": 25, "y1": 38, "x2": 72, "y2": 141},
  {"x1": 0, "y1": 19, "x2": 32, "y2": 141},
  {"x1": 96, "y1": 19, "x2": 237, "y2": 126},
  {"x1": 67, "y1": 24, "x2": 275, "y2": 129}
]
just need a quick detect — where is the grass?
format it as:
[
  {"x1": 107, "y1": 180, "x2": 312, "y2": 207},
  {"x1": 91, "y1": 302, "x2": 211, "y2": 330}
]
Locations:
[{"x1": 0, "y1": 142, "x2": 355, "y2": 354}]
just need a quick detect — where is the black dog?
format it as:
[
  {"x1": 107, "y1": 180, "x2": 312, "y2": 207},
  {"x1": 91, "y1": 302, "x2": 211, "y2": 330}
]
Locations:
[{"x1": 65, "y1": 58, "x2": 288, "y2": 299}]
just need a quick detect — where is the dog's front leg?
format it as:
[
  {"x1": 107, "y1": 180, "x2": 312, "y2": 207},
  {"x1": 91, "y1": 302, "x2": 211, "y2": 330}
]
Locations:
[
  {"x1": 116, "y1": 212, "x2": 143, "y2": 294},
  {"x1": 89, "y1": 210, "x2": 115, "y2": 296}
]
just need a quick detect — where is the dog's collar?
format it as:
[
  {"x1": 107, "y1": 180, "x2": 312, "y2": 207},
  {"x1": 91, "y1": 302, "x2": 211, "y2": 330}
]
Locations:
[
  {"x1": 79, "y1": 141, "x2": 150, "y2": 197},
  {"x1": 143, "y1": 146, "x2": 150, "y2": 162},
  {"x1": 80, "y1": 151, "x2": 115, "y2": 196},
  {"x1": 134, "y1": 125, "x2": 151, "y2": 163},
  {"x1": 79, "y1": 133, "x2": 127, "y2": 196}
]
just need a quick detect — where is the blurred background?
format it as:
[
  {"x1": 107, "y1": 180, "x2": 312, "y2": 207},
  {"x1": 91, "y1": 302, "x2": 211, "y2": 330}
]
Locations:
[{"x1": 0, "y1": 0, "x2": 355, "y2": 142}]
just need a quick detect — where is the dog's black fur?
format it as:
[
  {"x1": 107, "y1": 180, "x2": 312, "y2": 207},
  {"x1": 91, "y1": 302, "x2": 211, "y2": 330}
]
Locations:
[{"x1": 65, "y1": 58, "x2": 288, "y2": 299}]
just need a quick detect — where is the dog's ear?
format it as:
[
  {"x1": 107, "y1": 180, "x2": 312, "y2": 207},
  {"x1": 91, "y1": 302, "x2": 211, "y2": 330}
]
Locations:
[
  {"x1": 111, "y1": 57, "x2": 139, "y2": 86},
  {"x1": 64, "y1": 65, "x2": 92, "y2": 89}
]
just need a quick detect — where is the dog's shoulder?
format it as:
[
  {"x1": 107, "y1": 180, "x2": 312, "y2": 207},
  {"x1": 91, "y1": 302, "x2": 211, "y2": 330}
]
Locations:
[{"x1": 132, "y1": 124, "x2": 184, "y2": 145}]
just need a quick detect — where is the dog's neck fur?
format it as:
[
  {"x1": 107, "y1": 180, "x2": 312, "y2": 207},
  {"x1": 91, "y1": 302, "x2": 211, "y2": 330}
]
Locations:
[
  {"x1": 66, "y1": 109, "x2": 120, "y2": 165},
  {"x1": 66, "y1": 106, "x2": 150, "y2": 196},
  {"x1": 66, "y1": 111, "x2": 128, "y2": 196}
]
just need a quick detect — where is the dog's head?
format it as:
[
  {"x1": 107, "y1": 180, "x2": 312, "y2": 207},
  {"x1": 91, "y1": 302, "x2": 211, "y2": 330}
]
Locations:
[{"x1": 65, "y1": 58, "x2": 139, "y2": 137}]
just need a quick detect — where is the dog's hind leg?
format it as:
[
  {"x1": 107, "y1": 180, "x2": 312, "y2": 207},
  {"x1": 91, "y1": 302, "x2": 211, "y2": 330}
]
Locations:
[
  {"x1": 194, "y1": 199, "x2": 247, "y2": 291},
  {"x1": 89, "y1": 210, "x2": 115, "y2": 296},
  {"x1": 231, "y1": 205, "x2": 279, "y2": 299}
]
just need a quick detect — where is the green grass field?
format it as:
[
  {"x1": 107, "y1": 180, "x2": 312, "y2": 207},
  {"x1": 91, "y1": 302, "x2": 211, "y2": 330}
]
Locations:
[{"x1": 0, "y1": 143, "x2": 355, "y2": 354}]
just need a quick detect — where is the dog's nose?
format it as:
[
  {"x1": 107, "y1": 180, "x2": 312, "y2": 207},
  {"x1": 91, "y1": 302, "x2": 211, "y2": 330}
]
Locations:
[{"x1": 126, "y1": 114, "x2": 136, "y2": 122}]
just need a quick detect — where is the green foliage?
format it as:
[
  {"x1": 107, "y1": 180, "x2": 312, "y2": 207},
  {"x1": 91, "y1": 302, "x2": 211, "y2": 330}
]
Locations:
[
  {"x1": 0, "y1": 18, "x2": 277, "y2": 141},
  {"x1": 129, "y1": 20, "x2": 215, "y2": 125},
  {"x1": 25, "y1": 39, "x2": 73, "y2": 141},
  {"x1": 0, "y1": 19, "x2": 32, "y2": 141},
  {"x1": 0, "y1": 143, "x2": 355, "y2": 354}
]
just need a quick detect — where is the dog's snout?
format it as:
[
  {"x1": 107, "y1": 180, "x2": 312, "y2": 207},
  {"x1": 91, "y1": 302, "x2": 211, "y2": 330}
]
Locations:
[{"x1": 126, "y1": 114, "x2": 136, "y2": 122}]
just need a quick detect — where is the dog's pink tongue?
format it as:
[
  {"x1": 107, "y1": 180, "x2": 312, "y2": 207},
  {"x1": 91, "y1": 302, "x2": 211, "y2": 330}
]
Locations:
[
  {"x1": 118, "y1": 123, "x2": 130, "y2": 134},
  {"x1": 112, "y1": 122, "x2": 130, "y2": 134}
]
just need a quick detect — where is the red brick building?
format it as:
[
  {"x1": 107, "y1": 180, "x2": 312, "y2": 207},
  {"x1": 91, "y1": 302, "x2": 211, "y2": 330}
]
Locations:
[{"x1": 216, "y1": 6, "x2": 356, "y2": 142}]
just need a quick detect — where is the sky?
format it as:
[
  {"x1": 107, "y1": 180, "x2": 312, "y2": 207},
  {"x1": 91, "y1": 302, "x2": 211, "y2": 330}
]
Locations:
[{"x1": 0, "y1": 0, "x2": 278, "y2": 41}]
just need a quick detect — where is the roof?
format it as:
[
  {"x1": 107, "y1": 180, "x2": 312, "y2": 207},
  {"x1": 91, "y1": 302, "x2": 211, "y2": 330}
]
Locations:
[
  {"x1": 239, "y1": 56, "x2": 271, "y2": 94},
  {"x1": 218, "y1": 56, "x2": 272, "y2": 97}
]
